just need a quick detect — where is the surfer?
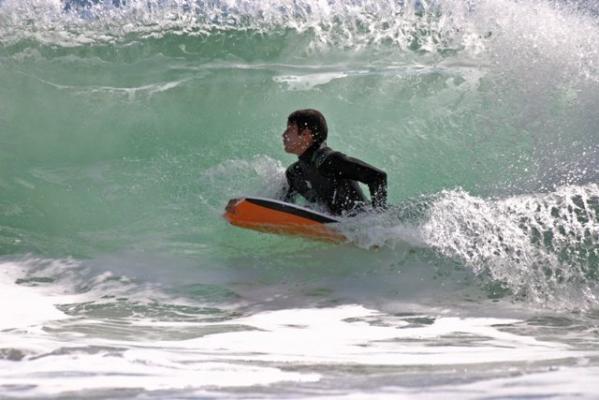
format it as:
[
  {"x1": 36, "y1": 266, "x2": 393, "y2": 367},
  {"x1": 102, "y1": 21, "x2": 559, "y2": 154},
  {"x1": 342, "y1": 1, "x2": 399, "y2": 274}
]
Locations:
[{"x1": 282, "y1": 109, "x2": 387, "y2": 216}]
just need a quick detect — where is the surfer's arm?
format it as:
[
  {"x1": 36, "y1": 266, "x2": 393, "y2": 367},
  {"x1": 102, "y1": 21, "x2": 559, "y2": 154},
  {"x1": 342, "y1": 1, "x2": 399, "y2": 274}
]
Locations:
[
  {"x1": 276, "y1": 182, "x2": 296, "y2": 203},
  {"x1": 282, "y1": 187, "x2": 298, "y2": 203},
  {"x1": 282, "y1": 164, "x2": 300, "y2": 203},
  {"x1": 320, "y1": 152, "x2": 388, "y2": 209}
]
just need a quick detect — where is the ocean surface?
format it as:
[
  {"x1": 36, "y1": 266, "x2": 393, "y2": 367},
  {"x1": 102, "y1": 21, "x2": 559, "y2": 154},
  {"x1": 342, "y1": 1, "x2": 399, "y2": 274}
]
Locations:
[{"x1": 1, "y1": 0, "x2": 599, "y2": 398}]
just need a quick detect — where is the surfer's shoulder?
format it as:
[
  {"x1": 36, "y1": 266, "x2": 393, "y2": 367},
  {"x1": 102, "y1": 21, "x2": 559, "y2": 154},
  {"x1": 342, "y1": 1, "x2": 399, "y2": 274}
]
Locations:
[
  {"x1": 313, "y1": 146, "x2": 341, "y2": 168},
  {"x1": 315, "y1": 147, "x2": 350, "y2": 173},
  {"x1": 285, "y1": 161, "x2": 301, "y2": 178}
]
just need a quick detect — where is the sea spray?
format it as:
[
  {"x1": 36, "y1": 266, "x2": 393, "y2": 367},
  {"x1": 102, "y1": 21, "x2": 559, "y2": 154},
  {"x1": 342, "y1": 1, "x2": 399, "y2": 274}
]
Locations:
[{"x1": 421, "y1": 185, "x2": 599, "y2": 306}]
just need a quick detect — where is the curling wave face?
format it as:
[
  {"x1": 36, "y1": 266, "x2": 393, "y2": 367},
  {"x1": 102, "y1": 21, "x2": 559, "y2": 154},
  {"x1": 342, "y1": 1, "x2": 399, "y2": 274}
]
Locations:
[{"x1": 0, "y1": 0, "x2": 598, "y2": 309}]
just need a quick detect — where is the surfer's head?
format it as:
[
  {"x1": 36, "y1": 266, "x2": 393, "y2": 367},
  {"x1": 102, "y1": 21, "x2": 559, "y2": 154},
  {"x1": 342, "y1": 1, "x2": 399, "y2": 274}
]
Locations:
[
  {"x1": 283, "y1": 109, "x2": 328, "y2": 155},
  {"x1": 287, "y1": 109, "x2": 328, "y2": 144}
]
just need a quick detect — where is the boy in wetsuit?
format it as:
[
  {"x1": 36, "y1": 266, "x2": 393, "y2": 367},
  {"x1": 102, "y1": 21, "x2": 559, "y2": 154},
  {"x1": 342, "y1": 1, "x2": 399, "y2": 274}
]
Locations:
[{"x1": 281, "y1": 109, "x2": 387, "y2": 216}]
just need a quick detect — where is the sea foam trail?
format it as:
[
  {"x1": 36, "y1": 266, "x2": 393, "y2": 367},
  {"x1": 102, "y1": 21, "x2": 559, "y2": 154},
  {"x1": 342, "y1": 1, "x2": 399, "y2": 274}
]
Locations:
[{"x1": 356, "y1": 183, "x2": 599, "y2": 308}]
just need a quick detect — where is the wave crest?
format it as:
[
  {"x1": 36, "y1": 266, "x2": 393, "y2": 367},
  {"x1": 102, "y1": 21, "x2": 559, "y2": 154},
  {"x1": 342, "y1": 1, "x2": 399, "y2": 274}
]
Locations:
[{"x1": 422, "y1": 184, "x2": 599, "y2": 307}]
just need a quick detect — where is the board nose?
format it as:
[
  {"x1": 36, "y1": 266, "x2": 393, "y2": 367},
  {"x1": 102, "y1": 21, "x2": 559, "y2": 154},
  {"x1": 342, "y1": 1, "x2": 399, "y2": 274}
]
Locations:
[{"x1": 223, "y1": 198, "x2": 242, "y2": 221}]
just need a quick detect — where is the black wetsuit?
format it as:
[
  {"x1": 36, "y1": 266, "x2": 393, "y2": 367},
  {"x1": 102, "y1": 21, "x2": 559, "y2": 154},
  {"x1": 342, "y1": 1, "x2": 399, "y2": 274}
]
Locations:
[{"x1": 283, "y1": 142, "x2": 387, "y2": 216}]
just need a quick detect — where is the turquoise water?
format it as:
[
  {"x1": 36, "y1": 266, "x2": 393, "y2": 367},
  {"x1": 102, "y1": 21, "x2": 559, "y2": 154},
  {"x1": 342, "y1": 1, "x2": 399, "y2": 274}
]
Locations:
[{"x1": 1, "y1": 0, "x2": 599, "y2": 398}]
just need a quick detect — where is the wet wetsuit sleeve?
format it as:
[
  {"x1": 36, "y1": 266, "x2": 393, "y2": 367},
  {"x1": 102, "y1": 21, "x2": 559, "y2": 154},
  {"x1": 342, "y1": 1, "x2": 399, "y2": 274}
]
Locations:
[
  {"x1": 282, "y1": 186, "x2": 297, "y2": 203},
  {"x1": 320, "y1": 152, "x2": 388, "y2": 209},
  {"x1": 282, "y1": 165, "x2": 299, "y2": 203}
]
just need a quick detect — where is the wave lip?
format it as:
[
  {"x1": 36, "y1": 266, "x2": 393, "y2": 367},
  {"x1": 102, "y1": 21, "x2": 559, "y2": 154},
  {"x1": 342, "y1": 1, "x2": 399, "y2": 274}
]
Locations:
[
  {"x1": 2, "y1": 0, "x2": 597, "y2": 86},
  {"x1": 0, "y1": 0, "x2": 479, "y2": 53},
  {"x1": 337, "y1": 183, "x2": 599, "y2": 309},
  {"x1": 421, "y1": 184, "x2": 599, "y2": 307}
]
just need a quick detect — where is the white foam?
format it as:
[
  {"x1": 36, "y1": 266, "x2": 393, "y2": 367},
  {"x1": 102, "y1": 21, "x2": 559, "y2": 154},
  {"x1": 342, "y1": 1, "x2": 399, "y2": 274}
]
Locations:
[
  {"x1": 170, "y1": 305, "x2": 581, "y2": 366},
  {"x1": 0, "y1": 271, "x2": 596, "y2": 399},
  {"x1": 1, "y1": 0, "x2": 597, "y2": 93},
  {"x1": 1, "y1": 354, "x2": 319, "y2": 396},
  {"x1": 0, "y1": 261, "x2": 74, "y2": 331},
  {"x1": 427, "y1": 365, "x2": 599, "y2": 400},
  {"x1": 288, "y1": 366, "x2": 599, "y2": 400},
  {"x1": 0, "y1": 0, "x2": 478, "y2": 53},
  {"x1": 418, "y1": 185, "x2": 599, "y2": 309}
]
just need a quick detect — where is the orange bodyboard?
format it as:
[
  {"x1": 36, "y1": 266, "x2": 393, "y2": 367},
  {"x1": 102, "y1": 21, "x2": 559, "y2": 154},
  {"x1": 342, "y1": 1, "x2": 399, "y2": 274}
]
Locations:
[{"x1": 223, "y1": 197, "x2": 346, "y2": 242}]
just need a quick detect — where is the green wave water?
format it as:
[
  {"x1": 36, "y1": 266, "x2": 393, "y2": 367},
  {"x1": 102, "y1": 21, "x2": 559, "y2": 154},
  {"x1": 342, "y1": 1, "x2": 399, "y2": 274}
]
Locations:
[{"x1": 1, "y1": 0, "x2": 599, "y2": 301}]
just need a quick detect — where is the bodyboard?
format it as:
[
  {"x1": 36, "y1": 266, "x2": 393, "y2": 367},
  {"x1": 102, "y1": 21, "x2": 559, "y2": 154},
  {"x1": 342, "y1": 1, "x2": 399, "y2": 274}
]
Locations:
[{"x1": 223, "y1": 197, "x2": 346, "y2": 242}]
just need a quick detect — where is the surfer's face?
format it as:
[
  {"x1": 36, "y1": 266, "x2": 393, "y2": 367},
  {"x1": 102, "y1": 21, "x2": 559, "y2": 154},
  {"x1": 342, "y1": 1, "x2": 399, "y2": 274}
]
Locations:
[{"x1": 282, "y1": 122, "x2": 313, "y2": 155}]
